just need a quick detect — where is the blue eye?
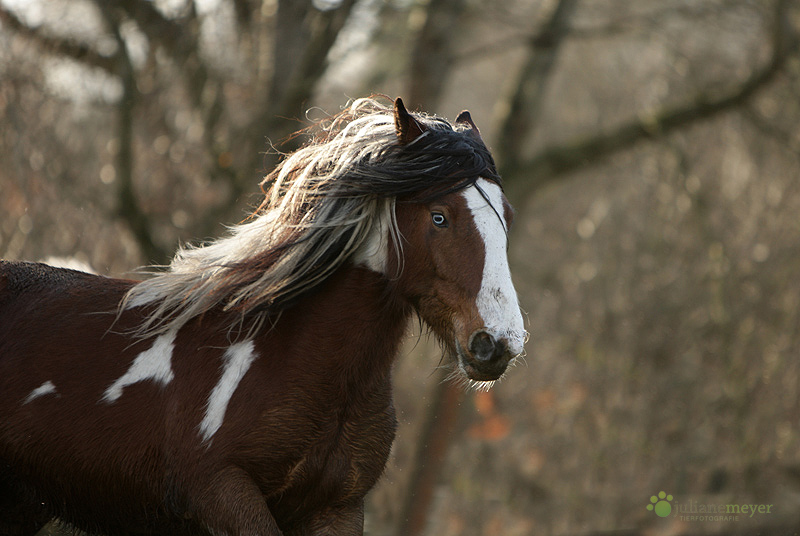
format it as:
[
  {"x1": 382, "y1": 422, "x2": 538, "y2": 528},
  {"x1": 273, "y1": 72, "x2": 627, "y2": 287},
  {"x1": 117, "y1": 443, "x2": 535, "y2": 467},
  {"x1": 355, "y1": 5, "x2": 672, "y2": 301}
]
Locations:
[{"x1": 431, "y1": 212, "x2": 448, "y2": 228}]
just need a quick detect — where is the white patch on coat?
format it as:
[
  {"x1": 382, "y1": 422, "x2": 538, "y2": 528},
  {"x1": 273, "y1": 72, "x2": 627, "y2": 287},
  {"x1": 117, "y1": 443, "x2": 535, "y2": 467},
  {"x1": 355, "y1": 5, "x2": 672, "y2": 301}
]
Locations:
[
  {"x1": 23, "y1": 380, "x2": 59, "y2": 404},
  {"x1": 101, "y1": 330, "x2": 177, "y2": 403},
  {"x1": 462, "y1": 179, "x2": 526, "y2": 356},
  {"x1": 199, "y1": 340, "x2": 257, "y2": 442}
]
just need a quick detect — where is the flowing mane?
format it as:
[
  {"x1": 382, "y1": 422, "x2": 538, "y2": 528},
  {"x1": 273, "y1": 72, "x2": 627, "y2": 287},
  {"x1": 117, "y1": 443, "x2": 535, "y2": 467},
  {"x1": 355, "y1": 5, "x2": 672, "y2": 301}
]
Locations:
[{"x1": 122, "y1": 97, "x2": 501, "y2": 336}]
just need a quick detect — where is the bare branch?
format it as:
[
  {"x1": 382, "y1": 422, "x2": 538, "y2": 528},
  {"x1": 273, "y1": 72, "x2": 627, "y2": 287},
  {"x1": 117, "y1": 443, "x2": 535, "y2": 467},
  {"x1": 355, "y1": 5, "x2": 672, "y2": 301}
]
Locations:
[
  {"x1": 407, "y1": 0, "x2": 466, "y2": 109},
  {"x1": 106, "y1": 0, "x2": 187, "y2": 54},
  {"x1": 231, "y1": 0, "x2": 255, "y2": 27},
  {"x1": 273, "y1": 0, "x2": 358, "y2": 122},
  {"x1": 254, "y1": 0, "x2": 358, "y2": 172},
  {"x1": 105, "y1": 0, "x2": 250, "y2": 215},
  {"x1": 743, "y1": 106, "x2": 800, "y2": 156},
  {"x1": 494, "y1": 0, "x2": 581, "y2": 170},
  {"x1": 506, "y1": 0, "x2": 798, "y2": 201},
  {"x1": 96, "y1": 2, "x2": 165, "y2": 263},
  {"x1": 567, "y1": 0, "x2": 761, "y2": 40},
  {"x1": 0, "y1": 5, "x2": 119, "y2": 73},
  {"x1": 450, "y1": 1, "x2": 759, "y2": 65}
]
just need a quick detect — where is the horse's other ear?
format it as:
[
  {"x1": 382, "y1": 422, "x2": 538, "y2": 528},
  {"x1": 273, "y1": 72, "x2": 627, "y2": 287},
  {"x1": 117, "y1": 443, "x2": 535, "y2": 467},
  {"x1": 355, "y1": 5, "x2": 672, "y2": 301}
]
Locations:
[
  {"x1": 455, "y1": 110, "x2": 482, "y2": 139},
  {"x1": 394, "y1": 97, "x2": 426, "y2": 145}
]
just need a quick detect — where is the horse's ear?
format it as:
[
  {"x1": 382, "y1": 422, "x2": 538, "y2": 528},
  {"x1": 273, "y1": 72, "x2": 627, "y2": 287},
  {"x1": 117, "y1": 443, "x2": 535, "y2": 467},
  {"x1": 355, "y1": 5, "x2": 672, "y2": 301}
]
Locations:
[
  {"x1": 394, "y1": 97, "x2": 426, "y2": 145},
  {"x1": 455, "y1": 110, "x2": 482, "y2": 139}
]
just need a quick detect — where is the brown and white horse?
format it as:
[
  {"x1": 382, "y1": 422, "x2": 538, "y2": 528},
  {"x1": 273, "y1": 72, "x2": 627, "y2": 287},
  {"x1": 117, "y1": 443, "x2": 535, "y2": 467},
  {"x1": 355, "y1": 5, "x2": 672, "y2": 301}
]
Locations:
[{"x1": 0, "y1": 97, "x2": 526, "y2": 535}]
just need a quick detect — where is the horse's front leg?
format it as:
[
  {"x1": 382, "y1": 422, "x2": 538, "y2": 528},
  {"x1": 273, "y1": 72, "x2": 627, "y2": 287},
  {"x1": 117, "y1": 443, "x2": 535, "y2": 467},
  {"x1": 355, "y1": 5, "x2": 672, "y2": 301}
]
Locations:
[
  {"x1": 193, "y1": 466, "x2": 283, "y2": 536},
  {"x1": 287, "y1": 501, "x2": 364, "y2": 536}
]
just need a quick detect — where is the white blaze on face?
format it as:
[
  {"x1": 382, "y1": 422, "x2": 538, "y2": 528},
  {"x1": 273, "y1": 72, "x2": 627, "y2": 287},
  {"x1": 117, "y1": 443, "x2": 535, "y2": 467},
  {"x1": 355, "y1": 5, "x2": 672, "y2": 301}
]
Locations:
[{"x1": 462, "y1": 179, "x2": 526, "y2": 356}]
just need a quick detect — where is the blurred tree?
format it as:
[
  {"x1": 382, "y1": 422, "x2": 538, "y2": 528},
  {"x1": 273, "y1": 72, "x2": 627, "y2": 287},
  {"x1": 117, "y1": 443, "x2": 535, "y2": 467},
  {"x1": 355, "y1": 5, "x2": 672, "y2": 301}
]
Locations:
[
  {"x1": 407, "y1": 0, "x2": 466, "y2": 108},
  {"x1": 0, "y1": 0, "x2": 358, "y2": 264},
  {"x1": 494, "y1": 0, "x2": 579, "y2": 170},
  {"x1": 503, "y1": 0, "x2": 798, "y2": 198}
]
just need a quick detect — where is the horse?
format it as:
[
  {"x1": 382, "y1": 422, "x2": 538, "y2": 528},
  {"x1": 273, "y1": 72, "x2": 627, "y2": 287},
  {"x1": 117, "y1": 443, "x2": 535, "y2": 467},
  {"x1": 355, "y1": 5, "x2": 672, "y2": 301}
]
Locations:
[{"x1": 0, "y1": 97, "x2": 526, "y2": 536}]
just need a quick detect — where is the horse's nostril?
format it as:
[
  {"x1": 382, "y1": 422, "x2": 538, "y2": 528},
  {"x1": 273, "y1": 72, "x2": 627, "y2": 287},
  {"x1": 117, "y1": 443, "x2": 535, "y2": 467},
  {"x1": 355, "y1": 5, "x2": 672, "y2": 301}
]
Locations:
[{"x1": 469, "y1": 330, "x2": 504, "y2": 363}]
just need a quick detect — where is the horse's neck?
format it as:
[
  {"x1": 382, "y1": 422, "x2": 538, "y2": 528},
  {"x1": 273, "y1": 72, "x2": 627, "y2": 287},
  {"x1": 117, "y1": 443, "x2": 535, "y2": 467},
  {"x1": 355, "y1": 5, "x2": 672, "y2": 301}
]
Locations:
[{"x1": 267, "y1": 263, "x2": 410, "y2": 385}]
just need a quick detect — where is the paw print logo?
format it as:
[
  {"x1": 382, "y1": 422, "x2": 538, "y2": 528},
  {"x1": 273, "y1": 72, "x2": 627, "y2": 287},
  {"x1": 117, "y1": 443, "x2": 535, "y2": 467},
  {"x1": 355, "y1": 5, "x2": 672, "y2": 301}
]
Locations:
[{"x1": 646, "y1": 491, "x2": 673, "y2": 517}]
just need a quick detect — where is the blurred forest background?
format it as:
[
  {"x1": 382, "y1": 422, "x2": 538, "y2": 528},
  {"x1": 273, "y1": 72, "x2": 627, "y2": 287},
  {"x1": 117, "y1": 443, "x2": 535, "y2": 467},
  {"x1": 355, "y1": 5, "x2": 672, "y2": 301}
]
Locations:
[{"x1": 2, "y1": 0, "x2": 800, "y2": 534}]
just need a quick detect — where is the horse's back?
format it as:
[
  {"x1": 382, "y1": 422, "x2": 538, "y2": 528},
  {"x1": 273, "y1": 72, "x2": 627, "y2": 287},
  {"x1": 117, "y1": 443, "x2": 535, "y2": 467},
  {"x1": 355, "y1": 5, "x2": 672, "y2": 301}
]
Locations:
[
  {"x1": 0, "y1": 259, "x2": 127, "y2": 316},
  {"x1": 0, "y1": 259, "x2": 95, "y2": 292},
  {"x1": 0, "y1": 259, "x2": 134, "y2": 407},
  {"x1": 0, "y1": 259, "x2": 128, "y2": 349}
]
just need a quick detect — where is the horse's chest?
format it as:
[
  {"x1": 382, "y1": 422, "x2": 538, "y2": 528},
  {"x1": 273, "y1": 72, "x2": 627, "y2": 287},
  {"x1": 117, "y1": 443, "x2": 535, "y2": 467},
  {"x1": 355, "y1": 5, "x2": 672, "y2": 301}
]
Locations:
[{"x1": 266, "y1": 390, "x2": 397, "y2": 518}]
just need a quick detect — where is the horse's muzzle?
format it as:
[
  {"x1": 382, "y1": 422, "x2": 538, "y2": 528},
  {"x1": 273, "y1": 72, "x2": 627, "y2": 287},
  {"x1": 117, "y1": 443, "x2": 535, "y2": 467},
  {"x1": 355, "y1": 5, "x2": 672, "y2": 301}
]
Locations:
[{"x1": 460, "y1": 329, "x2": 513, "y2": 381}]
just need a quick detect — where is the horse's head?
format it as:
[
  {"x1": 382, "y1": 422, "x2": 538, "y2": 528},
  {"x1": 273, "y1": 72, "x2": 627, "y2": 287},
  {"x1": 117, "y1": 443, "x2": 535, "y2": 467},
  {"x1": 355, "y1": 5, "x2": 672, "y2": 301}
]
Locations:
[
  {"x1": 395, "y1": 178, "x2": 525, "y2": 384},
  {"x1": 383, "y1": 99, "x2": 527, "y2": 385}
]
